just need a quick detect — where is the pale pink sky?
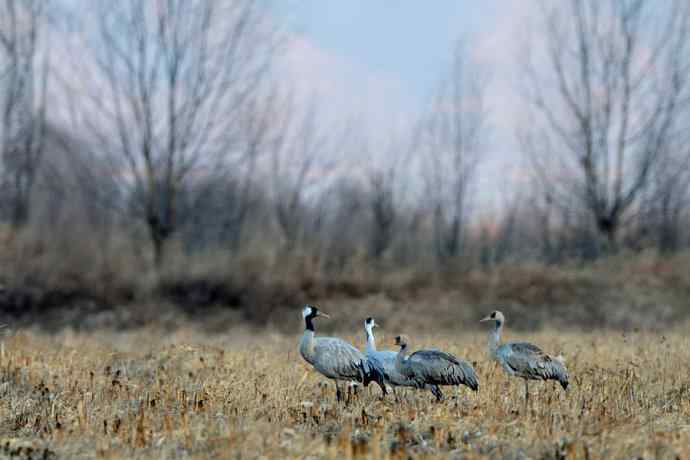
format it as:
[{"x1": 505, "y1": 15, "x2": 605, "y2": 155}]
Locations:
[
  {"x1": 48, "y1": 0, "x2": 539, "y2": 211},
  {"x1": 277, "y1": 1, "x2": 536, "y2": 211}
]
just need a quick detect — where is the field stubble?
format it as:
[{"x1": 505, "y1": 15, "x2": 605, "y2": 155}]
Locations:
[{"x1": 0, "y1": 322, "x2": 689, "y2": 459}]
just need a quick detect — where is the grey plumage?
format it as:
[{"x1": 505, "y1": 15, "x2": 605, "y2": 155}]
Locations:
[
  {"x1": 299, "y1": 305, "x2": 386, "y2": 402},
  {"x1": 499, "y1": 342, "x2": 569, "y2": 388},
  {"x1": 304, "y1": 336, "x2": 368, "y2": 380},
  {"x1": 363, "y1": 318, "x2": 442, "y2": 398},
  {"x1": 480, "y1": 310, "x2": 569, "y2": 405},
  {"x1": 394, "y1": 334, "x2": 479, "y2": 401}
]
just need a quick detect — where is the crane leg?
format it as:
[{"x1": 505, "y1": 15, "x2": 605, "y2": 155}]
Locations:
[
  {"x1": 376, "y1": 380, "x2": 388, "y2": 398},
  {"x1": 431, "y1": 385, "x2": 444, "y2": 402},
  {"x1": 336, "y1": 383, "x2": 343, "y2": 403},
  {"x1": 524, "y1": 380, "x2": 529, "y2": 411},
  {"x1": 346, "y1": 383, "x2": 358, "y2": 405}
]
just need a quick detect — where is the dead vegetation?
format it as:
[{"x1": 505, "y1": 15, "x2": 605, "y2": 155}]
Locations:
[
  {"x1": 2, "y1": 238, "x2": 690, "y2": 334},
  {"x1": 0, "y1": 323, "x2": 689, "y2": 459}
]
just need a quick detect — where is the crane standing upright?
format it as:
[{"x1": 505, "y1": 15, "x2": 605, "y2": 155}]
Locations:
[
  {"x1": 480, "y1": 310, "x2": 569, "y2": 407},
  {"x1": 299, "y1": 305, "x2": 386, "y2": 402}
]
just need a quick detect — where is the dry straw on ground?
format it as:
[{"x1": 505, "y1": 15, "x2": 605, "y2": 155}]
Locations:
[{"x1": 0, "y1": 324, "x2": 689, "y2": 459}]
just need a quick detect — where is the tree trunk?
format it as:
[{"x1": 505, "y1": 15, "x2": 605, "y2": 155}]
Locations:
[
  {"x1": 597, "y1": 216, "x2": 619, "y2": 254},
  {"x1": 10, "y1": 186, "x2": 29, "y2": 229},
  {"x1": 11, "y1": 202, "x2": 29, "y2": 228},
  {"x1": 147, "y1": 214, "x2": 172, "y2": 268},
  {"x1": 152, "y1": 232, "x2": 165, "y2": 268}
]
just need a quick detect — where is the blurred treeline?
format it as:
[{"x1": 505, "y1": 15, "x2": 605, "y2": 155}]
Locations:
[{"x1": 2, "y1": 1, "x2": 690, "y2": 327}]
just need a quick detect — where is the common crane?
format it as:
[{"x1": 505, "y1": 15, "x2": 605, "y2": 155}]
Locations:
[
  {"x1": 394, "y1": 334, "x2": 479, "y2": 401},
  {"x1": 480, "y1": 310, "x2": 569, "y2": 407},
  {"x1": 299, "y1": 305, "x2": 386, "y2": 402},
  {"x1": 363, "y1": 317, "x2": 442, "y2": 400}
]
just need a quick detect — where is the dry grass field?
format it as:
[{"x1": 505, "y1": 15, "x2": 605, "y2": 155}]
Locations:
[{"x1": 1, "y1": 319, "x2": 689, "y2": 460}]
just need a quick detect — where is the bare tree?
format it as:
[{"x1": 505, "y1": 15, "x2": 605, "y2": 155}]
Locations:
[
  {"x1": 221, "y1": 90, "x2": 282, "y2": 249},
  {"x1": 270, "y1": 97, "x2": 331, "y2": 252},
  {"x1": 419, "y1": 41, "x2": 487, "y2": 265},
  {"x1": 638, "y1": 149, "x2": 690, "y2": 253},
  {"x1": 366, "y1": 168, "x2": 396, "y2": 260},
  {"x1": 522, "y1": 0, "x2": 690, "y2": 251},
  {"x1": 0, "y1": 0, "x2": 50, "y2": 228},
  {"x1": 320, "y1": 176, "x2": 367, "y2": 271},
  {"x1": 363, "y1": 137, "x2": 410, "y2": 262},
  {"x1": 69, "y1": 0, "x2": 279, "y2": 266}
]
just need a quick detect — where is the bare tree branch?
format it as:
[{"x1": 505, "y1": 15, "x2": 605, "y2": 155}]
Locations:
[
  {"x1": 68, "y1": 0, "x2": 281, "y2": 266},
  {"x1": 419, "y1": 40, "x2": 488, "y2": 264},
  {"x1": 522, "y1": 0, "x2": 690, "y2": 251},
  {"x1": 0, "y1": 0, "x2": 50, "y2": 227}
]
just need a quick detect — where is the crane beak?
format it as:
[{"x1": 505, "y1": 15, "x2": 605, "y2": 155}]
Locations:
[
  {"x1": 479, "y1": 316, "x2": 492, "y2": 322},
  {"x1": 317, "y1": 311, "x2": 330, "y2": 318}
]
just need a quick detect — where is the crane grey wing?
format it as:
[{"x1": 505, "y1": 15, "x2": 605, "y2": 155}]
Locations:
[
  {"x1": 313, "y1": 338, "x2": 365, "y2": 380},
  {"x1": 369, "y1": 350, "x2": 419, "y2": 387},
  {"x1": 408, "y1": 350, "x2": 479, "y2": 391},
  {"x1": 411, "y1": 350, "x2": 461, "y2": 365},
  {"x1": 379, "y1": 350, "x2": 407, "y2": 384},
  {"x1": 366, "y1": 351, "x2": 390, "y2": 382},
  {"x1": 509, "y1": 342, "x2": 544, "y2": 355},
  {"x1": 503, "y1": 342, "x2": 569, "y2": 388}
]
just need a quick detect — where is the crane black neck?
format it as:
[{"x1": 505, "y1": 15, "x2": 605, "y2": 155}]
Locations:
[{"x1": 304, "y1": 315, "x2": 315, "y2": 331}]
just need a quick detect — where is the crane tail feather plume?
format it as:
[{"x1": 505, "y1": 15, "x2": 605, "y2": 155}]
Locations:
[
  {"x1": 355, "y1": 359, "x2": 387, "y2": 393},
  {"x1": 548, "y1": 358, "x2": 569, "y2": 390},
  {"x1": 463, "y1": 365, "x2": 479, "y2": 392}
]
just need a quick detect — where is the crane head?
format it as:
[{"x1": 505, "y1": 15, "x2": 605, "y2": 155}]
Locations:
[
  {"x1": 364, "y1": 317, "x2": 378, "y2": 329},
  {"x1": 394, "y1": 334, "x2": 409, "y2": 348},
  {"x1": 480, "y1": 310, "x2": 505, "y2": 324},
  {"x1": 302, "y1": 304, "x2": 330, "y2": 320}
]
